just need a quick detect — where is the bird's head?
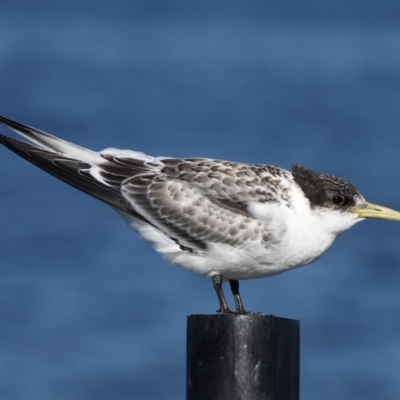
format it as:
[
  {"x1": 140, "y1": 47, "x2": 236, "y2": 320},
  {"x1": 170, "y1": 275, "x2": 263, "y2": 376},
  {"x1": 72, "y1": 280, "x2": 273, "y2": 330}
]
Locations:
[{"x1": 292, "y1": 164, "x2": 400, "y2": 235}]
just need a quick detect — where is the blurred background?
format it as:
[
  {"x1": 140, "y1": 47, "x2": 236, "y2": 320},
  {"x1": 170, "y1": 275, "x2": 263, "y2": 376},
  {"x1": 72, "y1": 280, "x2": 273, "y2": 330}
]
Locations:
[{"x1": 1, "y1": 1, "x2": 400, "y2": 399}]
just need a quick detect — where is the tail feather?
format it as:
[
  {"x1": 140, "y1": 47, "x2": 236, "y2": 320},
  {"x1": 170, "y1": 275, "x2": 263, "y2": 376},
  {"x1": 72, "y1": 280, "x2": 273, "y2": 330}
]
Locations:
[
  {"x1": 0, "y1": 133, "x2": 138, "y2": 217},
  {"x1": 0, "y1": 115, "x2": 99, "y2": 162}
]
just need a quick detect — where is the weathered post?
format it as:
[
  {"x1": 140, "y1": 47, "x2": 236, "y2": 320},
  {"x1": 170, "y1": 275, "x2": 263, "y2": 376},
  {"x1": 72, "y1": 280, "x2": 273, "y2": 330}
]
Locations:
[{"x1": 187, "y1": 314, "x2": 299, "y2": 400}]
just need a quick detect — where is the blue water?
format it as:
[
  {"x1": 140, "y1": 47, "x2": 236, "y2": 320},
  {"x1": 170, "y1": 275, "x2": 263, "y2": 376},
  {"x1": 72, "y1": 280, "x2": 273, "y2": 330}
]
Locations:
[{"x1": 1, "y1": 2, "x2": 400, "y2": 399}]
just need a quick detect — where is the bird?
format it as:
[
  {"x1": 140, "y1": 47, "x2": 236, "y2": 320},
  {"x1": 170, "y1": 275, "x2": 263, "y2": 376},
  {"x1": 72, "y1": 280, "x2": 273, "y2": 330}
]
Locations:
[{"x1": 1, "y1": 115, "x2": 400, "y2": 314}]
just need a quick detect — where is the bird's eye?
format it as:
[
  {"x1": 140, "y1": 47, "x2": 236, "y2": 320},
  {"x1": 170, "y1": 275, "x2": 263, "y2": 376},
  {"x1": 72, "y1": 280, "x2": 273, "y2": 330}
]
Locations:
[{"x1": 332, "y1": 195, "x2": 346, "y2": 205}]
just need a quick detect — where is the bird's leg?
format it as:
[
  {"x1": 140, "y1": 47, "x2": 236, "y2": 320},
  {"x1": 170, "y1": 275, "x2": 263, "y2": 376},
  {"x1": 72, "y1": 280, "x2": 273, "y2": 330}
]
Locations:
[
  {"x1": 212, "y1": 274, "x2": 231, "y2": 313},
  {"x1": 229, "y1": 279, "x2": 247, "y2": 314}
]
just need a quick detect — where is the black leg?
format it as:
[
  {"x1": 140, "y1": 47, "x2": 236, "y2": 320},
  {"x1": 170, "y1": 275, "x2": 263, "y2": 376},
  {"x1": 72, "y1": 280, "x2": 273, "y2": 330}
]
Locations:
[
  {"x1": 212, "y1": 274, "x2": 231, "y2": 313},
  {"x1": 229, "y1": 279, "x2": 247, "y2": 314}
]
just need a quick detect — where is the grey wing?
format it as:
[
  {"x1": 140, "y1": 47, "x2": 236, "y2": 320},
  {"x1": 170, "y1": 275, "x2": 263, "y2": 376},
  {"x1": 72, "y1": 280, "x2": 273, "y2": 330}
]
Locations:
[
  {"x1": 1, "y1": 122, "x2": 287, "y2": 253},
  {"x1": 159, "y1": 158, "x2": 292, "y2": 209},
  {"x1": 93, "y1": 156, "x2": 275, "y2": 251},
  {"x1": 121, "y1": 173, "x2": 270, "y2": 253}
]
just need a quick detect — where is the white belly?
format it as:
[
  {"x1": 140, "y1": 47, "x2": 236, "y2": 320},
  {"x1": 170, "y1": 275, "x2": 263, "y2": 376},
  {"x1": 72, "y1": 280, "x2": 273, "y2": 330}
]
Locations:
[{"x1": 126, "y1": 212, "x2": 337, "y2": 280}]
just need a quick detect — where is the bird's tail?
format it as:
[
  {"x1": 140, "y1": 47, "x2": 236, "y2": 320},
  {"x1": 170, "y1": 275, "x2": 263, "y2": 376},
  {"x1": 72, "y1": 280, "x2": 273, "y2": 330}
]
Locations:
[
  {"x1": 0, "y1": 115, "x2": 99, "y2": 162},
  {"x1": 0, "y1": 115, "x2": 138, "y2": 216}
]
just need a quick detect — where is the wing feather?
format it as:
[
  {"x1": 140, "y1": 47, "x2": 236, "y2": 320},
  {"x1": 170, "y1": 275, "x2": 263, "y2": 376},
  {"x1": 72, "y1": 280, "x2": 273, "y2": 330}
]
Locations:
[
  {"x1": 122, "y1": 174, "x2": 271, "y2": 252},
  {"x1": 1, "y1": 116, "x2": 291, "y2": 256}
]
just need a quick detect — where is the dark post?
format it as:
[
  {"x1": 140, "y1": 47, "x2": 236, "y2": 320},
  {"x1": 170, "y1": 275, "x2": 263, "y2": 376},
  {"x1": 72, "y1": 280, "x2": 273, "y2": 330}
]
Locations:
[{"x1": 186, "y1": 314, "x2": 299, "y2": 400}]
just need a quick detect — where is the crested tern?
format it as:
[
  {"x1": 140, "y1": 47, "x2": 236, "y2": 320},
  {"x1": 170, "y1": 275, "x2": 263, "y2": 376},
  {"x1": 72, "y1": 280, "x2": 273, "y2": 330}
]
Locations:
[{"x1": 1, "y1": 115, "x2": 400, "y2": 314}]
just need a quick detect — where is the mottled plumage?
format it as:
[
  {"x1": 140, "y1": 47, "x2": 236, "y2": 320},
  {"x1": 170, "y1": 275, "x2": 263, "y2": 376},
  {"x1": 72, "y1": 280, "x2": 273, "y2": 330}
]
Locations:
[{"x1": 1, "y1": 115, "x2": 400, "y2": 314}]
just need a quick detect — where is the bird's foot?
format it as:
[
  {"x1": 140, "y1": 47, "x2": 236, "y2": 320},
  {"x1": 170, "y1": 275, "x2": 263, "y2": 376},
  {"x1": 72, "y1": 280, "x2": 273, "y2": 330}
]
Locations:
[{"x1": 216, "y1": 307, "x2": 249, "y2": 315}]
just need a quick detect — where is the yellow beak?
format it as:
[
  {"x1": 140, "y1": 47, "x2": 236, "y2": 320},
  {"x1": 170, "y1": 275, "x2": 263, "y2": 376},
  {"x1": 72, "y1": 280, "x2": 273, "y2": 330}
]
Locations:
[{"x1": 351, "y1": 202, "x2": 400, "y2": 221}]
